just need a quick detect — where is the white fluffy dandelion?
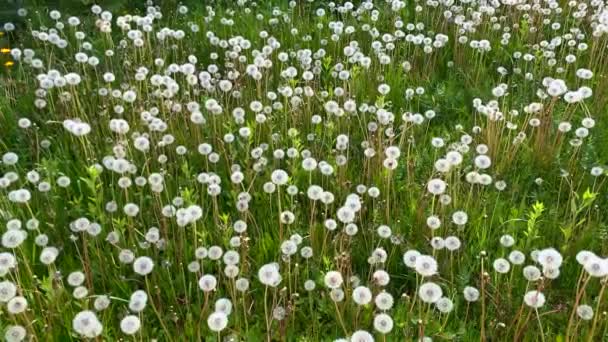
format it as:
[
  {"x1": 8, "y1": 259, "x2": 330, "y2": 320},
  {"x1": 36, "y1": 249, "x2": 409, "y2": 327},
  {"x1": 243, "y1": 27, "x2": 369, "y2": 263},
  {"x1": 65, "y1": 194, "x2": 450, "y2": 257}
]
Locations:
[
  {"x1": 207, "y1": 312, "x2": 228, "y2": 332},
  {"x1": 120, "y1": 315, "x2": 141, "y2": 335},
  {"x1": 72, "y1": 311, "x2": 103, "y2": 338},
  {"x1": 133, "y1": 256, "x2": 154, "y2": 276},
  {"x1": 419, "y1": 282, "x2": 443, "y2": 303},
  {"x1": 523, "y1": 291, "x2": 546, "y2": 308}
]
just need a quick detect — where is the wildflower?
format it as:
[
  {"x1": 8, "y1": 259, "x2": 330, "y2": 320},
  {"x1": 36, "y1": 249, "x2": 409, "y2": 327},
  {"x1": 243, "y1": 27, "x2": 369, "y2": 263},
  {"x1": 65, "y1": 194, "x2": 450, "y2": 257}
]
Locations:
[
  {"x1": 2, "y1": 230, "x2": 27, "y2": 248},
  {"x1": 300, "y1": 246, "x2": 313, "y2": 259},
  {"x1": 523, "y1": 291, "x2": 546, "y2": 308},
  {"x1": 523, "y1": 265, "x2": 542, "y2": 281},
  {"x1": 2, "y1": 152, "x2": 19, "y2": 165},
  {"x1": 120, "y1": 315, "x2": 141, "y2": 335},
  {"x1": 495, "y1": 180, "x2": 507, "y2": 191},
  {"x1": 543, "y1": 267, "x2": 560, "y2": 280},
  {"x1": 324, "y1": 271, "x2": 344, "y2": 289},
  {"x1": 430, "y1": 237, "x2": 445, "y2": 250},
  {"x1": 72, "y1": 287, "x2": 88, "y2": 301},
  {"x1": 215, "y1": 298, "x2": 233, "y2": 315},
  {"x1": 352, "y1": 286, "x2": 373, "y2": 305},
  {"x1": 576, "y1": 251, "x2": 596, "y2": 265},
  {"x1": 223, "y1": 250, "x2": 241, "y2": 265},
  {"x1": 7, "y1": 296, "x2": 27, "y2": 314},
  {"x1": 119, "y1": 250, "x2": 135, "y2": 264},
  {"x1": 463, "y1": 286, "x2": 480, "y2": 302},
  {"x1": 336, "y1": 207, "x2": 355, "y2": 224},
  {"x1": 377, "y1": 225, "x2": 392, "y2": 238},
  {"x1": 373, "y1": 270, "x2": 390, "y2": 286},
  {"x1": 208, "y1": 246, "x2": 223, "y2": 260},
  {"x1": 133, "y1": 256, "x2": 154, "y2": 276},
  {"x1": 415, "y1": 255, "x2": 438, "y2": 277},
  {"x1": 452, "y1": 211, "x2": 468, "y2": 225},
  {"x1": 427, "y1": 179, "x2": 446, "y2": 195},
  {"x1": 403, "y1": 250, "x2": 420, "y2": 268},
  {"x1": 474, "y1": 155, "x2": 492, "y2": 169},
  {"x1": 436, "y1": 297, "x2": 454, "y2": 313},
  {"x1": 446, "y1": 151, "x2": 463, "y2": 165},
  {"x1": 509, "y1": 251, "x2": 526, "y2": 265},
  {"x1": 258, "y1": 263, "x2": 281, "y2": 287},
  {"x1": 350, "y1": 330, "x2": 374, "y2": 342},
  {"x1": 4, "y1": 325, "x2": 26, "y2": 342},
  {"x1": 0, "y1": 280, "x2": 17, "y2": 302},
  {"x1": 195, "y1": 247, "x2": 208, "y2": 259},
  {"x1": 67, "y1": 271, "x2": 86, "y2": 287},
  {"x1": 368, "y1": 187, "x2": 380, "y2": 198},
  {"x1": 8, "y1": 189, "x2": 31, "y2": 204},
  {"x1": 129, "y1": 290, "x2": 148, "y2": 313},
  {"x1": 445, "y1": 236, "x2": 461, "y2": 251},
  {"x1": 373, "y1": 313, "x2": 394, "y2": 334},
  {"x1": 235, "y1": 278, "x2": 250, "y2": 292},
  {"x1": 199, "y1": 275, "x2": 218, "y2": 292},
  {"x1": 583, "y1": 256, "x2": 608, "y2": 278},
  {"x1": 577, "y1": 305, "x2": 594, "y2": 320},
  {"x1": 537, "y1": 248, "x2": 563, "y2": 269},
  {"x1": 330, "y1": 288, "x2": 345, "y2": 302},
  {"x1": 72, "y1": 311, "x2": 103, "y2": 338},
  {"x1": 123, "y1": 203, "x2": 140, "y2": 217},
  {"x1": 375, "y1": 292, "x2": 394, "y2": 310},
  {"x1": 271, "y1": 169, "x2": 289, "y2": 185},
  {"x1": 94, "y1": 296, "x2": 111, "y2": 311},
  {"x1": 40, "y1": 247, "x2": 59, "y2": 264},
  {"x1": 499, "y1": 235, "x2": 515, "y2": 247},
  {"x1": 424, "y1": 215, "x2": 440, "y2": 230},
  {"x1": 419, "y1": 282, "x2": 443, "y2": 303},
  {"x1": 493, "y1": 258, "x2": 511, "y2": 274}
]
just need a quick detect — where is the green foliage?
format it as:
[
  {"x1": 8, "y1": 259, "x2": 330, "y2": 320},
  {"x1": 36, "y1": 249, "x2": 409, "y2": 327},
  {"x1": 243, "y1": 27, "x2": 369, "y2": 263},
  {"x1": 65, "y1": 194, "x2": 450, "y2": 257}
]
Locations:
[{"x1": 1, "y1": 0, "x2": 608, "y2": 341}]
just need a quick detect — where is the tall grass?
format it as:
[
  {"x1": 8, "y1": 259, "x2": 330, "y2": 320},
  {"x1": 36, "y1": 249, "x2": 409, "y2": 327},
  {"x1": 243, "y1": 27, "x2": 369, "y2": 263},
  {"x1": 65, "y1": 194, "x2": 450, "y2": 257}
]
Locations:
[{"x1": 1, "y1": 0, "x2": 608, "y2": 340}]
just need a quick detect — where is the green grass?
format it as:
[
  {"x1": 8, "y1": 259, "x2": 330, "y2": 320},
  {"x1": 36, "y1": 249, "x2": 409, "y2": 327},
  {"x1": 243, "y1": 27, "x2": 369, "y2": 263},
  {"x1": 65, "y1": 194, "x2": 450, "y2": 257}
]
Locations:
[{"x1": 1, "y1": 0, "x2": 608, "y2": 341}]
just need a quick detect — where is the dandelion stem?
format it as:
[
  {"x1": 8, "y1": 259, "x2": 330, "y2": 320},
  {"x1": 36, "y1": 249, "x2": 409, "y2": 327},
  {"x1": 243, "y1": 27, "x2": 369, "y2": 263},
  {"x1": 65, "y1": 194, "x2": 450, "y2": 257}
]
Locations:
[{"x1": 587, "y1": 277, "x2": 608, "y2": 342}]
